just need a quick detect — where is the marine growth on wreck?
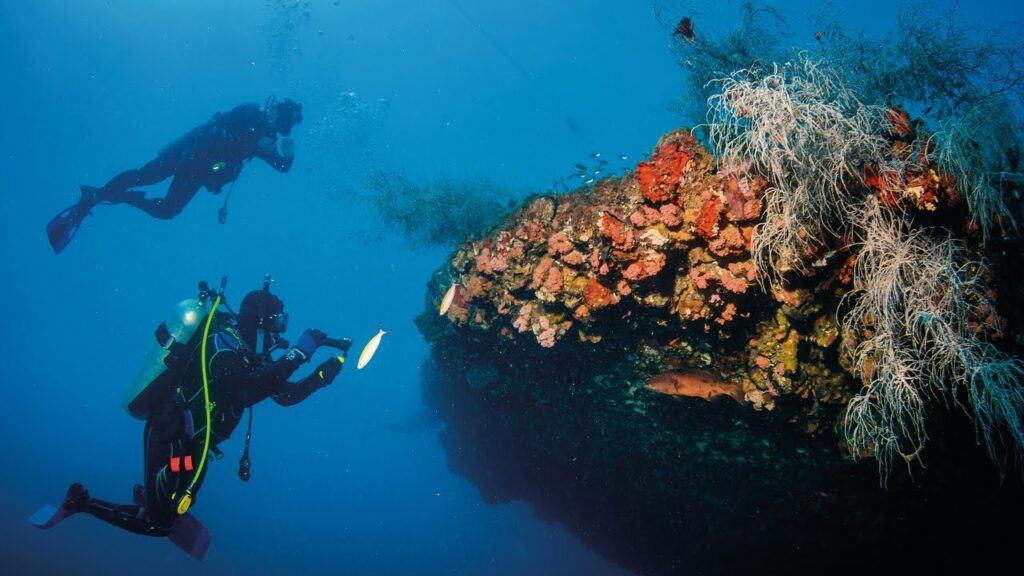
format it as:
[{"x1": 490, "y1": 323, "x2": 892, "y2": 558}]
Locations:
[
  {"x1": 425, "y1": 116, "x2": 1020, "y2": 436},
  {"x1": 411, "y1": 3, "x2": 1024, "y2": 574},
  {"x1": 416, "y1": 75, "x2": 1023, "y2": 576}
]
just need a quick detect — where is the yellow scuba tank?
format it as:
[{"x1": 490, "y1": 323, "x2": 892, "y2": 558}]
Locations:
[{"x1": 123, "y1": 284, "x2": 219, "y2": 419}]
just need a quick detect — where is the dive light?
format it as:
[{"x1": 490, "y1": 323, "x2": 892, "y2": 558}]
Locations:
[{"x1": 322, "y1": 336, "x2": 353, "y2": 353}]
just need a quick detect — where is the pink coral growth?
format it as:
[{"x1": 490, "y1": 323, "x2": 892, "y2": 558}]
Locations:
[
  {"x1": 532, "y1": 257, "x2": 554, "y2": 289},
  {"x1": 636, "y1": 141, "x2": 692, "y2": 204},
  {"x1": 584, "y1": 277, "x2": 617, "y2": 309},
  {"x1": 695, "y1": 196, "x2": 722, "y2": 240},
  {"x1": 548, "y1": 231, "x2": 574, "y2": 256},
  {"x1": 623, "y1": 251, "x2": 667, "y2": 281},
  {"x1": 544, "y1": 266, "x2": 563, "y2": 293}
]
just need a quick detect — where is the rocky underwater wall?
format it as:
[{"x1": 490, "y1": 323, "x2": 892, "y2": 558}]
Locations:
[{"x1": 415, "y1": 128, "x2": 1024, "y2": 575}]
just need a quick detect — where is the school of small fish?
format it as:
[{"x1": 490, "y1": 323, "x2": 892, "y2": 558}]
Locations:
[{"x1": 551, "y1": 152, "x2": 632, "y2": 192}]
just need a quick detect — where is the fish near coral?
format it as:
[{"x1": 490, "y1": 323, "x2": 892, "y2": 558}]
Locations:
[
  {"x1": 439, "y1": 284, "x2": 460, "y2": 316},
  {"x1": 674, "y1": 17, "x2": 695, "y2": 42},
  {"x1": 357, "y1": 328, "x2": 387, "y2": 370},
  {"x1": 644, "y1": 371, "x2": 746, "y2": 403}
]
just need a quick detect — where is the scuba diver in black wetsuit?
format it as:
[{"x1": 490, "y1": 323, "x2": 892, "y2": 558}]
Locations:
[
  {"x1": 39, "y1": 280, "x2": 351, "y2": 558},
  {"x1": 46, "y1": 96, "x2": 303, "y2": 254}
]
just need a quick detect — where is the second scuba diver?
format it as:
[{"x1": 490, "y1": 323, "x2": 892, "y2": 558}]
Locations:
[
  {"x1": 47, "y1": 96, "x2": 303, "y2": 254},
  {"x1": 35, "y1": 279, "x2": 350, "y2": 558}
]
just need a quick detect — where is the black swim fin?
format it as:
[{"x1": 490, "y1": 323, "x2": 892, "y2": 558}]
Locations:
[
  {"x1": 136, "y1": 483, "x2": 212, "y2": 560},
  {"x1": 28, "y1": 504, "x2": 70, "y2": 529},
  {"x1": 169, "y1": 513, "x2": 213, "y2": 560},
  {"x1": 132, "y1": 483, "x2": 211, "y2": 560},
  {"x1": 46, "y1": 185, "x2": 98, "y2": 254},
  {"x1": 28, "y1": 482, "x2": 89, "y2": 529}
]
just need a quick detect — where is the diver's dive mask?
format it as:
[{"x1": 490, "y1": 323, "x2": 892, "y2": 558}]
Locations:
[
  {"x1": 255, "y1": 311, "x2": 289, "y2": 358},
  {"x1": 264, "y1": 95, "x2": 302, "y2": 136},
  {"x1": 268, "y1": 311, "x2": 289, "y2": 334}
]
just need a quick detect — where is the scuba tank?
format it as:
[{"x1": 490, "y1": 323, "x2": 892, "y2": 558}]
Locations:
[{"x1": 123, "y1": 280, "x2": 224, "y2": 420}]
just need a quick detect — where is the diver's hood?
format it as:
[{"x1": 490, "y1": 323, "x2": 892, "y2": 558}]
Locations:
[{"x1": 238, "y1": 289, "x2": 287, "y2": 355}]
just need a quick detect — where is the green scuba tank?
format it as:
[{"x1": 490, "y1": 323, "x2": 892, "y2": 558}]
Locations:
[{"x1": 123, "y1": 298, "x2": 211, "y2": 419}]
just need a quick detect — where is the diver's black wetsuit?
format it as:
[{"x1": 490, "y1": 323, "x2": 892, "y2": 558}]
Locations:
[
  {"x1": 97, "y1": 103, "x2": 294, "y2": 219},
  {"x1": 85, "y1": 326, "x2": 330, "y2": 536}
]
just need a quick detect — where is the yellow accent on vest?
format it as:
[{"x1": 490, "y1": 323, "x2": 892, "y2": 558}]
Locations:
[{"x1": 176, "y1": 493, "x2": 193, "y2": 515}]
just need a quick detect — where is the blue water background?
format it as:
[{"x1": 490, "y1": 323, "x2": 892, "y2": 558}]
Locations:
[{"x1": 0, "y1": 1, "x2": 1017, "y2": 574}]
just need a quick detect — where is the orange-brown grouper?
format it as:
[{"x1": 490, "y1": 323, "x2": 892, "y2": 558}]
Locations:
[{"x1": 643, "y1": 370, "x2": 746, "y2": 403}]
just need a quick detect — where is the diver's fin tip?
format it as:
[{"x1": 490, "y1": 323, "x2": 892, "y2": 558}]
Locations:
[
  {"x1": 169, "y1": 513, "x2": 213, "y2": 561},
  {"x1": 28, "y1": 505, "x2": 66, "y2": 529},
  {"x1": 46, "y1": 186, "x2": 100, "y2": 254}
]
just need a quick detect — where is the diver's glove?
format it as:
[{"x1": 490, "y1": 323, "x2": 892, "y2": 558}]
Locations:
[
  {"x1": 290, "y1": 329, "x2": 328, "y2": 362},
  {"x1": 314, "y1": 356, "x2": 344, "y2": 387},
  {"x1": 279, "y1": 137, "x2": 295, "y2": 158},
  {"x1": 257, "y1": 136, "x2": 275, "y2": 155}
]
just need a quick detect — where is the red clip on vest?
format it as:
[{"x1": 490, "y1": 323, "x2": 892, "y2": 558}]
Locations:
[{"x1": 169, "y1": 455, "x2": 194, "y2": 473}]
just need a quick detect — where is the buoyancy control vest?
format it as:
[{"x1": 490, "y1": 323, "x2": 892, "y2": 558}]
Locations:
[{"x1": 123, "y1": 281, "x2": 228, "y2": 420}]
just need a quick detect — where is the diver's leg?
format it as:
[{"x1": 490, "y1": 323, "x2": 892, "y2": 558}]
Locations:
[
  {"x1": 98, "y1": 155, "x2": 177, "y2": 201},
  {"x1": 143, "y1": 409, "x2": 191, "y2": 527},
  {"x1": 84, "y1": 498, "x2": 170, "y2": 537},
  {"x1": 80, "y1": 418, "x2": 179, "y2": 536},
  {"x1": 77, "y1": 407, "x2": 190, "y2": 536},
  {"x1": 122, "y1": 174, "x2": 201, "y2": 220},
  {"x1": 48, "y1": 482, "x2": 165, "y2": 535}
]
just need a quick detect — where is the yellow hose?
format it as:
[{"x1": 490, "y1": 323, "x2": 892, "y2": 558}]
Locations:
[{"x1": 177, "y1": 295, "x2": 220, "y2": 516}]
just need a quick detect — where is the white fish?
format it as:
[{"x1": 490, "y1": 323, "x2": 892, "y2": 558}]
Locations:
[
  {"x1": 357, "y1": 328, "x2": 387, "y2": 370},
  {"x1": 439, "y1": 284, "x2": 459, "y2": 316}
]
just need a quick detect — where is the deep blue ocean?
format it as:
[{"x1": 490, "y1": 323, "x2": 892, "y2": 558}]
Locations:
[{"x1": 1, "y1": 1, "x2": 1019, "y2": 575}]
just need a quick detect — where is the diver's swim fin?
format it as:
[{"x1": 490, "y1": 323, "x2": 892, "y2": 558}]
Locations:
[
  {"x1": 132, "y1": 483, "x2": 211, "y2": 560},
  {"x1": 31, "y1": 484, "x2": 212, "y2": 560},
  {"x1": 28, "y1": 504, "x2": 71, "y2": 529},
  {"x1": 46, "y1": 185, "x2": 99, "y2": 254},
  {"x1": 138, "y1": 484, "x2": 211, "y2": 560},
  {"x1": 169, "y1": 513, "x2": 213, "y2": 560},
  {"x1": 29, "y1": 482, "x2": 89, "y2": 529}
]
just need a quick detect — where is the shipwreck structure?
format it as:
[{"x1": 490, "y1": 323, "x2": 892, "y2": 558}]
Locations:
[{"x1": 416, "y1": 127, "x2": 1023, "y2": 574}]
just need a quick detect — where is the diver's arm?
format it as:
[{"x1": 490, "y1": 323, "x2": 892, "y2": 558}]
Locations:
[
  {"x1": 255, "y1": 136, "x2": 294, "y2": 173},
  {"x1": 272, "y1": 357, "x2": 344, "y2": 407},
  {"x1": 271, "y1": 373, "x2": 326, "y2": 407},
  {"x1": 211, "y1": 350, "x2": 304, "y2": 407}
]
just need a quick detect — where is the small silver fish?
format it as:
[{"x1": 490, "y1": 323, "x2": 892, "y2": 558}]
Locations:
[
  {"x1": 439, "y1": 284, "x2": 459, "y2": 316},
  {"x1": 357, "y1": 328, "x2": 387, "y2": 370}
]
